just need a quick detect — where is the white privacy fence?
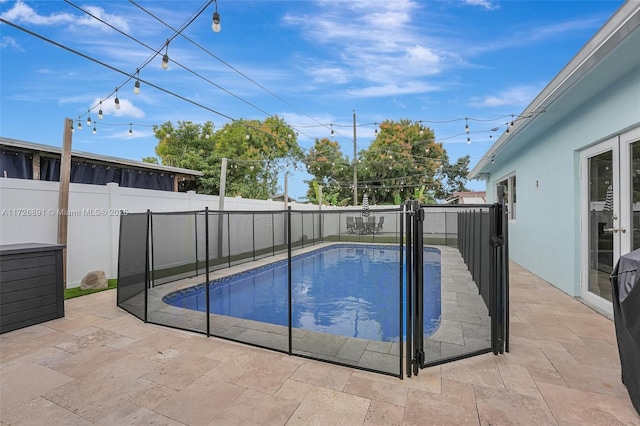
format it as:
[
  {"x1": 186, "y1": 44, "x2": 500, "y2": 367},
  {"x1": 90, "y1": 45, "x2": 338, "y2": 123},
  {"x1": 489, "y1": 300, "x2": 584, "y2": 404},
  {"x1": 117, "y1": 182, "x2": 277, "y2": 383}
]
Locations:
[{"x1": 0, "y1": 178, "x2": 328, "y2": 287}]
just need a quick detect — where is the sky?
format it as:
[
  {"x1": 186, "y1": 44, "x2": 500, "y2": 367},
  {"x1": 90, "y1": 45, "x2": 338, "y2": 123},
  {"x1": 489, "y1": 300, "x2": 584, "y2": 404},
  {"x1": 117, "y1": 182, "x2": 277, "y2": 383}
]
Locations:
[{"x1": 0, "y1": 0, "x2": 625, "y2": 200}]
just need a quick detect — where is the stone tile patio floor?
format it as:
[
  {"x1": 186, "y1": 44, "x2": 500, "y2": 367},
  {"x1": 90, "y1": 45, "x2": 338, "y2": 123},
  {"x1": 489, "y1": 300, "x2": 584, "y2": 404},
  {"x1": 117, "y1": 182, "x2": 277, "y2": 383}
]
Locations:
[{"x1": 1, "y1": 262, "x2": 639, "y2": 425}]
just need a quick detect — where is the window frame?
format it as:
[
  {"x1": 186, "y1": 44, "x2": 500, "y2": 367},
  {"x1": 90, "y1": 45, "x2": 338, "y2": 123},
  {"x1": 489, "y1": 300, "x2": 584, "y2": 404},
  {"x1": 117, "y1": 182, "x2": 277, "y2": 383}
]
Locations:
[{"x1": 495, "y1": 173, "x2": 516, "y2": 221}]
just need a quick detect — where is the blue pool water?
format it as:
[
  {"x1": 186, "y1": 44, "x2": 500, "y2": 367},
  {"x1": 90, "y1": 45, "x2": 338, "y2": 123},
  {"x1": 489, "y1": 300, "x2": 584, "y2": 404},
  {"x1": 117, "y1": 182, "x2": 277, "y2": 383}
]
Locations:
[{"x1": 163, "y1": 244, "x2": 441, "y2": 342}]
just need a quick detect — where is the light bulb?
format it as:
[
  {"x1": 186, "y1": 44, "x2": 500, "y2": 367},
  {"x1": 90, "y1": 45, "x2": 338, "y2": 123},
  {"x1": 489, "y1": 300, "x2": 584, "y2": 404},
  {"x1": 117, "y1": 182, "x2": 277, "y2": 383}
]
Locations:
[
  {"x1": 134, "y1": 80, "x2": 140, "y2": 94},
  {"x1": 467, "y1": 137, "x2": 471, "y2": 144},
  {"x1": 419, "y1": 129, "x2": 424, "y2": 136},
  {"x1": 212, "y1": 11, "x2": 221, "y2": 32},
  {"x1": 465, "y1": 124, "x2": 469, "y2": 133},
  {"x1": 70, "y1": 122, "x2": 75, "y2": 132},
  {"x1": 129, "y1": 124, "x2": 133, "y2": 136},
  {"x1": 93, "y1": 125, "x2": 96, "y2": 134},
  {"x1": 78, "y1": 121, "x2": 82, "y2": 130},
  {"x1": 245, "y1": 134, "x2": 250, "y2": 140},
  {"x1": 205, "y1": 133, "x2": 210, "y2": 139},
  {"x1": 98, "y1": 101, "x2": 103, "y2": 119},
  {"x1": 87, "y1": 115, "x2": 91, "y2": 126},
  {"x1": 161, "y1": 54, "x2": 169, "y2": 69},
  {"x1": 114, "y1": 97, "x2": 120, "y2": 110}
]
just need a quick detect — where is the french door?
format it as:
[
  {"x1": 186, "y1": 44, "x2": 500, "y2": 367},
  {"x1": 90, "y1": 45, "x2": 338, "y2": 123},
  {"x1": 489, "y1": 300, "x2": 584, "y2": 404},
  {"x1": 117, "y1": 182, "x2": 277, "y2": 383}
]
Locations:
[{"x1": 582, "y1": 129, "x2": 640, "y2": 313}]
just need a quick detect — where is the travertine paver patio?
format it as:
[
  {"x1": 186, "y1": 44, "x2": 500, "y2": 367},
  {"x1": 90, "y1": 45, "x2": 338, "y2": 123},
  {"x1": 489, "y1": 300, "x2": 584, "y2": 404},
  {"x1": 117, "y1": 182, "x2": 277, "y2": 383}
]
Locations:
[{"x1": 1, "y1": 262, "x2": 639, "y2": 425}]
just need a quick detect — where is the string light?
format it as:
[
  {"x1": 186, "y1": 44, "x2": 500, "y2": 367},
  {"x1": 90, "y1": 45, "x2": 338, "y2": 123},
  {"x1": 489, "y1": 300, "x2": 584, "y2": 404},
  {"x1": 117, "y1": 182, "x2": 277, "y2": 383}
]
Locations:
[
  {"x1": 98, "y1": 100, "x2": 103, "y2": 119},
  {"x1": 211, "y1": 0, "x2": 221, "y2": 32},
  {"x1": 134, "y1": 69, "x2": 140, "y2": 94},
  {"x1": 465, "y1": 117, "x2": 469, "y2": 134},
  {"x1": 86, "y1": 110, "x2": 92, "y2": 126},
  {"x1": 161, "y1": 40, "x2": 170, "y2": 69},
  {"x1": 128, "y1": 123, "x2": 133, "y2": 136},
  {"x1": 114, "y1": 87, "x2": 120, "y2": 110},
  {"x1": 77, "y1": 118, "x2": 82, "y2": 131},
  {"x1": 93, "y1": 122, "x2": 97, "y2": 134}
]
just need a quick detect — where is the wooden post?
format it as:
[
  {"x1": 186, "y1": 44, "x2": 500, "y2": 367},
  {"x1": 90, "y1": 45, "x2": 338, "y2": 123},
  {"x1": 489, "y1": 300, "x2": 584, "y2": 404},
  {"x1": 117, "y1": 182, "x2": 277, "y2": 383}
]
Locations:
[
  {"x1": 58, "y1": 118, "x2": 73, "y2": 289},
  {"x1": 32, "y1": 152, "x2": 40, "y2": 180}
]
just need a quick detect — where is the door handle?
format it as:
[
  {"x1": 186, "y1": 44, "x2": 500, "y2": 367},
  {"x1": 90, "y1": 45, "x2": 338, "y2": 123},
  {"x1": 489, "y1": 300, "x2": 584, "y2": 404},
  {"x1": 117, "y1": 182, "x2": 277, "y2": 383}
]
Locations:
[{"x1": 603, "y1": 227, "x2": 627, "y2": 233}]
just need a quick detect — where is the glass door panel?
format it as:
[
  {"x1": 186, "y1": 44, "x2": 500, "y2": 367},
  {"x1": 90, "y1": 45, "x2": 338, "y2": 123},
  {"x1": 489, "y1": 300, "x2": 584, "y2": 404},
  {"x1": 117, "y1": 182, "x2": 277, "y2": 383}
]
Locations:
[
  {"x1": 630, "y1": 141, "x2": 640, "y2": 251},
  {"x1": 587, "y1": 149, "x2": 615, "y2": 303}
]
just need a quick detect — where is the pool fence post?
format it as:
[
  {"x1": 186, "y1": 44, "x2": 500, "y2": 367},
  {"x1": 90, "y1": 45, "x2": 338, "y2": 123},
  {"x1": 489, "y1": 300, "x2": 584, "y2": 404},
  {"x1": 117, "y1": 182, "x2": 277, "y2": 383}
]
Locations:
[
  {"x1": 194, "y1": 211, "x2": 199, "y2": 277},
  {"x1": 287, "y1": 206, "x2": 293, "y2": 355},
  {"x1": 405, "y1": 201, "x2": 413, "y2": 377},
  {"x1": 414, "y1": 202, "x2": 425, "y2": 371},
  {"x1": 399, "y1": 207, "x2": 405, "y2": 379},
  {"x1": 144, "y1": 210, "x2": 150, "y2": 323},
  {"x1": 205, "y1": 207, "x2": 211, "y2": 337}
]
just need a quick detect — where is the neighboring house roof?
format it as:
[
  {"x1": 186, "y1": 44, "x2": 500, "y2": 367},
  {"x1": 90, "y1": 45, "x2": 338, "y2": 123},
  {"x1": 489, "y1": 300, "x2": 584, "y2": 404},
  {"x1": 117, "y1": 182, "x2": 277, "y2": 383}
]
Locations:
[
  {"x1": 0, "y1": 137, "x2": 203, "y2": 177},
  {"x1": 270, "y1": 193, "x2": 298, "y2": 202},
  {"x1": 446, "y1": 191, "x2": 487, "y2": 204},
  {"x1": 469, "y1": 1, "x2": 640, "y2": 179}
]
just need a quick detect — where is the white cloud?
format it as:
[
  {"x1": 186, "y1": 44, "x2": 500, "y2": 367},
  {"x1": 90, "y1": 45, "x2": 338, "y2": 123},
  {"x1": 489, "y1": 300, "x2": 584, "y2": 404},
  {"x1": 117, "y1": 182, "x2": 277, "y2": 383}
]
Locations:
[
  {"x1": 99, "y1": 98, "x2": 145, "y2": 119},
  {"x1": 0, "y1": 1, "x2": 130, "y2": 32},
  {"x1": 463, "y1": 0, "x2": 499, "y2": 11},
  {"x1": 282, "y1": 1, "x2": 457, "y2": 98},
  {"x1": 347, "y1": 81, "x2": 441, "y2": 98},
  {"x1": 0, "y1": 1, "x2": 75, "y2": 25},
  {"x1": 0, "y1": 36, "x2": 22, "y2": 50},
  {"x1": 467, "y1": 85, "x2": 541, "y2": 108}
]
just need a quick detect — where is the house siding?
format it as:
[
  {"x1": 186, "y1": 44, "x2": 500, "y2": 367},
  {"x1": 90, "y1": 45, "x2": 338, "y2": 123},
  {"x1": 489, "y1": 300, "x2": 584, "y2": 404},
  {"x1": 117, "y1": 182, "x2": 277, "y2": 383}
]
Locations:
[{"x1": 486, "y1": 64, "x2": 640, "y2": 297}]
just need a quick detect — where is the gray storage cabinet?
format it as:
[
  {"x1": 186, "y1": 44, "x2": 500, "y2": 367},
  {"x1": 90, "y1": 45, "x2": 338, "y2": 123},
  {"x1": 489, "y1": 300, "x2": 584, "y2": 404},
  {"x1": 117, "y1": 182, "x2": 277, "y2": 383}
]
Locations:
[{"x1": 0, "y1": 243, "x2": 65, "y2": 333}]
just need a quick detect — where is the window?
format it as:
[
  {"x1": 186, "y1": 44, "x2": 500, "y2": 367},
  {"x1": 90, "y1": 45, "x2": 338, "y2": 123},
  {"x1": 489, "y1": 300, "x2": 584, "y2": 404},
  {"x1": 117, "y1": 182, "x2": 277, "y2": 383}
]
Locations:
[{"x1": 496, "y1": 175, "x2": 516, "y2": 220}]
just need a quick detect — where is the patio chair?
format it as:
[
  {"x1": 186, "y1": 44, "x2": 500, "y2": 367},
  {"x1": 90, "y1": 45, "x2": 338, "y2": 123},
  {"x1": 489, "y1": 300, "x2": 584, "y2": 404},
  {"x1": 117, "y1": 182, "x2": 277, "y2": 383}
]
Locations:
[
  {"x1": 355, "y1": 217, "x2": 365, "y2": 234},
  {"x1": 346, "y1": 216, "x2": 356, "y2": 233},
  {"x1": 373, "y1": 216, "x2": 384, "y2": 234},
  {"x1": 367, "y1": 216, "x2": 376, "y2": 233}
]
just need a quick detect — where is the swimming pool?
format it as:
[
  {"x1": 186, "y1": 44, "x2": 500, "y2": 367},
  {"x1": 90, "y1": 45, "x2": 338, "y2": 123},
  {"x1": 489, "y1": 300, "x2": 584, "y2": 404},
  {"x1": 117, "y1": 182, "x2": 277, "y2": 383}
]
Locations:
[{"x1": 163, "y1": 244, "x2": 441, "y2": 342}]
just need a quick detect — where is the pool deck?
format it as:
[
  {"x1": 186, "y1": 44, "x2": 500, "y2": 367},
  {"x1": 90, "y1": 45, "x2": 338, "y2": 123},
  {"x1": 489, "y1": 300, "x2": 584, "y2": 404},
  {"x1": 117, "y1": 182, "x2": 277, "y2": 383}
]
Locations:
[{"x1": 1, "y1": 262, "x2": 639, "y2": 425}]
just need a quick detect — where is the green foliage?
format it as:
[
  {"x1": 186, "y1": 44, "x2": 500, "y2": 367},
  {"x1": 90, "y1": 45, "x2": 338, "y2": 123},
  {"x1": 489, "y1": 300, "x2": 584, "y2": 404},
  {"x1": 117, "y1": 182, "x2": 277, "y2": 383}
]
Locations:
[
  {"x1": 64, "y1": 279, "x2": 117, "y2": 300},
  {"x1": 436, "y1": 154, "x2": 471, "y2": 200},
  {"x1": 304, "y1": 119, "x2": 459, "y2": 206},
  {"x1": 141, "y1": 156, "x2": 159, "y2": 164},
  {"x1": 152, "y1": 117, "x2": 303, "y2": 198}
]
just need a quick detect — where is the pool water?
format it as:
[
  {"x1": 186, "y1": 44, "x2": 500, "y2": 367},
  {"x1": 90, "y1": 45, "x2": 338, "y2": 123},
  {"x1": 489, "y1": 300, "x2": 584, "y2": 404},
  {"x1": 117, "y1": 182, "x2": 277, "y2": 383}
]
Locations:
[{"x1": 163, "y1": 244, "x2": 441, "y2": 342}]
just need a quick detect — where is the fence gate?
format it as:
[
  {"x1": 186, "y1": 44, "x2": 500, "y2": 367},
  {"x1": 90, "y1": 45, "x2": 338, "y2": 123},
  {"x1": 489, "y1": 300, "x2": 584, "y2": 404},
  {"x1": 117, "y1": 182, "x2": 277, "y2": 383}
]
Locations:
[{"x1": 404, "y1": 200, "x2": 509, "y2": 378}]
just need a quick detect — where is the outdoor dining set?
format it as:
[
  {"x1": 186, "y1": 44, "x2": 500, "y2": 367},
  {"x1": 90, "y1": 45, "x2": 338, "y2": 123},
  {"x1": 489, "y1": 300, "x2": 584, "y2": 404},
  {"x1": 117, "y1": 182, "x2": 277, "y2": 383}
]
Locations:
[{"x1": 346, "y1": 215, "x2": 384, "y2": 234}]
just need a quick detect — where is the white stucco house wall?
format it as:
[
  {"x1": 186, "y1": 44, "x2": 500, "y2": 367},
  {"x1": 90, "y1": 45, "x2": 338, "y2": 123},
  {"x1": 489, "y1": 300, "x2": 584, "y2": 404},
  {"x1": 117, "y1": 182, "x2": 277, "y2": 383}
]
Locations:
[{"x1": 469, "y1": 1, "x2": 640, "y2": 316}]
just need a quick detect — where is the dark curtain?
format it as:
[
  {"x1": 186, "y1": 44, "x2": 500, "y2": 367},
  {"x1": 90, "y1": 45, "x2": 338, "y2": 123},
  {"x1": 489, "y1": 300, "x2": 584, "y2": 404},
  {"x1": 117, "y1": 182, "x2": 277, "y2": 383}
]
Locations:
[
  {"x1": 40, "y1": 157, "x2": 60, "y2": 181},
  {"x1": 71, "y1": 162, "x2": 121, "y2": 185},
  {"x1": 120, "y1": 169, "x2": 173, "y2": 191},
  {"x1": 37, "y1": 156, "x2": 174, "y2": 191},
  {"x1": 0, "y1": 150, "x2": 32, "y2": 179}
]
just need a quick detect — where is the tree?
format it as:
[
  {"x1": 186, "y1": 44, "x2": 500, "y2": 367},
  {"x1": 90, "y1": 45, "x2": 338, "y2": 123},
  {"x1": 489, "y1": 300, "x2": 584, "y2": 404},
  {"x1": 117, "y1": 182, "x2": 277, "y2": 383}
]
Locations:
[
  {"x1": 152, "y1": 117, "x2": 303, "y2": 198},
  {"x1": 359, "y1": 119, "x2": 444, "y2": 205},
  {"x1": 435, "y1": 154, "x2": 471, "y2": 200},
  {"x1": 302, "y1": 119, "x2": 470, "y2": 206},
  {"x1": 303, "y1": 138, "x2": 352, "y2": 204}
]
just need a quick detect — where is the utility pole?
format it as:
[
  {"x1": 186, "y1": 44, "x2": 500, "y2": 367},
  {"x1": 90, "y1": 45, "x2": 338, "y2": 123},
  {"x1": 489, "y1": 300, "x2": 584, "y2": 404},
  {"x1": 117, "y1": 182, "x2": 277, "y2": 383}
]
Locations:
[
  {"x1": 218, "y1": 157, "x2": 227, "y2": 211},
  {"x1": 217, "y1": 157, "x2": 227, "y2": 258},
  {"x1": 353, "y1": 110, "x2": 357, "y2": 206}
]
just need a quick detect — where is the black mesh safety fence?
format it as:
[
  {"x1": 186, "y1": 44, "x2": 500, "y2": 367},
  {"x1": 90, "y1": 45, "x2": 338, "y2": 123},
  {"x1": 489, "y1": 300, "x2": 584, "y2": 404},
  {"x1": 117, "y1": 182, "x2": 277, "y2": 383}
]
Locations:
[
  {"x1": 117, "y1": 212, "x2": 148, "y2": 321},
  {"x1": 117, "y1": 203, "x2": 508, "y2": 378},
  {"x1": 288, "y1": 208, "x2": 405, "y2": 375},
  {"x1": 412, "y1": 204, "x2": 509, "y2": 370}
]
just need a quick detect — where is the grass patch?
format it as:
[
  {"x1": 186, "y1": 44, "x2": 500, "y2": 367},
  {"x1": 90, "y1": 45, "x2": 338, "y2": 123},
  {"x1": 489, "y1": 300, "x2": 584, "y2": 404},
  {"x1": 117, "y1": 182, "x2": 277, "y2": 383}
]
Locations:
[{"x1": 64, "y1": 279, "x2": 117, "y2": 300}]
